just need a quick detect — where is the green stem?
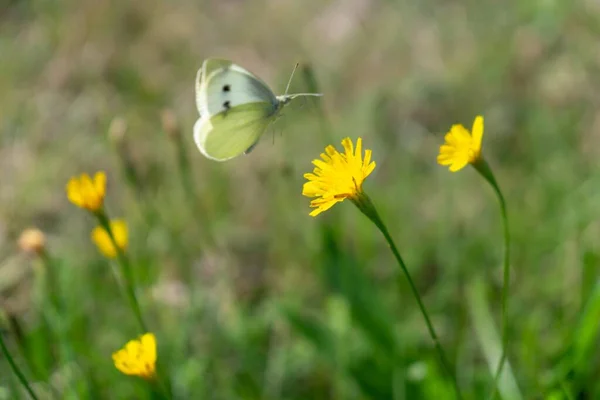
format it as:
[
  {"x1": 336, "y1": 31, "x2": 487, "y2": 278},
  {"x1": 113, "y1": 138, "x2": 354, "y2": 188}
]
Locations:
[
  {"x1": 37, "y1": 251, "x2": 79, "y2": 398},
  {"x1": 473, "y1": 159, "x2": 511, "y2": 400},
  {"x1": 0, "y1": 331, "x2": 39, "y2": 399},
  {"x1": 169, "y1": 126, "x2": 210, "y2": 369},
  {"x1": 96, "y1": 212, "x2": 148, "y2": 333},
  {"x1": 353, "y1": 193, "x2": 463, "y2": 400},
  {"x1": 96, "y1": 212, "x2": 172, "y2": 398}
]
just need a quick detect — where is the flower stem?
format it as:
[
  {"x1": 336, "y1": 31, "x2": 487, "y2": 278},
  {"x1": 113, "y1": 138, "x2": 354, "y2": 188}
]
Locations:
[
  {"x1": 96, "y1": 211, "x2": 148, "y2": 333},
  {"x1": 473, "y1": 159, "x2": 511, "y2": 399},
  {"x1": 0, "y1": 331, "x2": 39, "y2": 400},
  {"x1": 96, "y1": 213, "x2": 172, "y2": 398},
  {"x1": 36, "y1": 251, "x2": 78, "y2": 398},
  {"x1": 353, "y1": 193, "x2": 463, "y2": 400}
]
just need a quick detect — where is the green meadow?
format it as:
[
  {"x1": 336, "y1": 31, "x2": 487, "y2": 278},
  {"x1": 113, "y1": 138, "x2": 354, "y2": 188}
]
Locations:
[{"x1": 1, "y1": 0, "x2": 600, "y2": 398}]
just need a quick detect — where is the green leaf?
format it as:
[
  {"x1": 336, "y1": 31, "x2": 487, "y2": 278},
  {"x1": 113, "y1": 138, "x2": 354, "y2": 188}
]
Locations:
[{"x1": 467, "y1": 276, "x2": 522, "y2": 400}]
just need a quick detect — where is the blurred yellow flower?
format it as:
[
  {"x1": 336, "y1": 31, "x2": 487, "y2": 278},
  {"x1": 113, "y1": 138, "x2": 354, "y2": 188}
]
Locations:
[
  {"x1": 437, "y1": 115, "x2": 484, "y2": 172},
  {"x1": 303, "y1": 137, "x2": 376, "y2": 217},
  {"x1": 18, "y1": 228, "x2": 46, "y2": 255},
  {"x1": 66, "y1": 172, "x2": 107, "y2": 212},
  {"x1": 112, "y1": 333, "x2": 156, "y2": 380},
  {"x1": 91, "y1": 219, "x2": 128, "y2": 259}
]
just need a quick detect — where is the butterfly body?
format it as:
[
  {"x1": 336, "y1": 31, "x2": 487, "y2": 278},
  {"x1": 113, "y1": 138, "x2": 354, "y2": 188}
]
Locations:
[{"x1": 194, "y1": 58, "x2": 321, "y2": 161}]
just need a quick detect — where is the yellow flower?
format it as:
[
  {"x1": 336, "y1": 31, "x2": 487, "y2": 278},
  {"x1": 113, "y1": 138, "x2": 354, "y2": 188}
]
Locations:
[
  {"x1": 91, "y1": 219, "x2": 128, "y2": 259},
  {"x1": 66, "y1": 172, "x2": 107, "y2": 212},
  {"x1": 112, "y1": 333, "x2": 156, "y2": 380},
  {"x1": 18, "y1": 228, "x2": 46, "y2": 255},
  {"x1": 437, "y1": 115, "x2": 484, "y2": 172},
  {"x1": 303, "y1": 137, "x2": 376, "y2": 217}
]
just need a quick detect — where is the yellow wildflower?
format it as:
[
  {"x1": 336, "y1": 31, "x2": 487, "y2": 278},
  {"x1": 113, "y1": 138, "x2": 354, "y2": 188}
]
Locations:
[
  {"x1": 66, "y1": 172, "x2": 107, "y2": 212},
  {"x1": 18, "y1": 228, "x2": 46, "y2": 255},
  {"x1": 303, "y1": 137, "x2": 376, "y2": 217},
  {"x1": 437, "y1": 115, "x2": 484, "y2": 172},
  {"x1": 112, "y1": 333, "x2": 156, "y2": 380},
  {"x1": 91, "y1": 219, "x2": 128, "y2": 259}
]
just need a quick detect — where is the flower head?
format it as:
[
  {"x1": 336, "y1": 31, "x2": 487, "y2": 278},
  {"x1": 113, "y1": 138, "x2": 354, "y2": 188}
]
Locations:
[
  {"x1": 437, "y1": 115, "x2": 484, "y2": 172},
  {"x1": 66, "y1": 172, "x2": 107, "y2": 212},
  {"x1": 303, "y1": 137, "x2": 376, "y2": 217},
  {"x1": 18, "y1": 228, "x2": 46, "y2": 255},
  {"x1": 91, "y1": 219, "x2": 128, "y2": 259},
  {"x1": 112, "y1": 333, "x2": 156, "y2": 380}
]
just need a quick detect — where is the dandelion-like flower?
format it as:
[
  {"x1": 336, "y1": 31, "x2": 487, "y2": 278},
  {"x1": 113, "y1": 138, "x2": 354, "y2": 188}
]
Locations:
[
  {"x1": 66, "y1": 172, "x2": 107, "y2": 212},
  {"x1": 91, "y1": 219, "x2": 128, "y2": 259},
  {"x1": 112, "y1": 333, "x2": 156, "y2": 380},
  {"x1": 437, "y1": 115, "x2": 484, "y2": 172},
  {"x1": 301, "y1": 135, "x2": 462, "y2": 396},
  {"x1": 303, "y1": 137, "x2": 376, "y2": 217}
]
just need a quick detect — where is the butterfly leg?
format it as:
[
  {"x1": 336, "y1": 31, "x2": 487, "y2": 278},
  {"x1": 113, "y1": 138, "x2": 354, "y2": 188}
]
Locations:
[{"x1": 244, "y1": 140, "x2": 259, "y2": 155}]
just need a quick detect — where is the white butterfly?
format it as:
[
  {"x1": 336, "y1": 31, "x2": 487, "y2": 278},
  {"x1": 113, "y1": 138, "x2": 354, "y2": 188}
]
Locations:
[{"x1": 193, "y1": 58, "x2": 322, "y2": 161}]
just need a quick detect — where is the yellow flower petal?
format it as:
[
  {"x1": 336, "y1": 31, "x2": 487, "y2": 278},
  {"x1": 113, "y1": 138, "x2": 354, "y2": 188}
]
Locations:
[
  {"x1": 93, "y1": 172, "x2": 107, "y2": 195},
  {"x1": 471, "y1": 115, "x2": 484, "y2": 153},
  {"x1": 449, "y1": 157, "x2": 469, "y2": 172},
  {"x1": 342, "y1": 137, "x2": 354, "y2": 158},
  {"x1": 91, "y1": 219, "x2": 128, "y2": 259},
  {"x1": 437, "y1": 116, "x2": 484, "y2": 172},
  {"x1": 450, "y1": 124, "x2": 471, "y2": 142},
  {"x1": 66, "y1": 178, "x2": 83, "y2": 207},
  {"x1": 140, "y1": 333, "x2": 157, "y2": 364},
  {"x1": 112, "y1": 333, "x2": 157, "y2": 380},
  {"x1": 303, "y1": 137, "x2": 375, "y2": 217},
  {"x1": 437, "y1": 154, "x2": 453, "y2": 165},
  {"x1": 354, "y1": 137, "x2": 362, "y2": 162}
]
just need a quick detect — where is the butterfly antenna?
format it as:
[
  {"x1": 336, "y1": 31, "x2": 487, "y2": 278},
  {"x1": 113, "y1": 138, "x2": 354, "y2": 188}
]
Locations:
[{"x1": 284, "y1": 62, "x2": 300, "y2": 96}]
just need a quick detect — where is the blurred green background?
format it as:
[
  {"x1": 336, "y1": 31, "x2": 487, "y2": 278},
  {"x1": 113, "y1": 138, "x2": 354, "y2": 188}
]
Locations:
[{"x1": 2, "y1": 0, "x2": 600, "y2": 398}]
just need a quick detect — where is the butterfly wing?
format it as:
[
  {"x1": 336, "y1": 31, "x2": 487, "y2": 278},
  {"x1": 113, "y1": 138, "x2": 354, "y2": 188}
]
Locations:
[
  {"x1": 196, "y1": 59, "x2": 233, "y2": 115},
  {"x1": 196, "y1": 58, "x2": 278, "y2": 118},
  {"x1": 193, "y1": 102, "x2": 275, "y2": 161}
]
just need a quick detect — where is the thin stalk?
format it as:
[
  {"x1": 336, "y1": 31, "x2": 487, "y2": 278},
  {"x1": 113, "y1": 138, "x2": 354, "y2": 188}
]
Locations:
[
  {"x1": 167, "y1": 121, "x2": 210, "y2": 363},
  {"x1": 0, "y1": 332, "x2": 39, "y2": 399},
  {"x1": 473, "y1": 159, "x2": 511, "y2": 400},
  {"x1": 96, "y1": 212, "x2": 172, "y2": 398},
  {"x1": 37, "y1": 251, "x2": 78, "y2": 398},
  {"x1": 353, "y1": 193, "x2": 463, "y2": 400},
  {"x1": 96, "y1": 212, "x2": 148, "y2": 333}
]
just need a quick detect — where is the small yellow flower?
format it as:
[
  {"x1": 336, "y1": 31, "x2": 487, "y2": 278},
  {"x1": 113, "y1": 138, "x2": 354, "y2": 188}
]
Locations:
[
  {"x1": 66, "y1": 172, "x2": 107, "y2": 212},
  {"x1": 112, "y1": 333, "x2": 156, "y2": 380},
  {"x1": 303, "y1": 137, "x2": 376, "y2": 217},
  {"x1": 18, "y1": 228, "x2": 46, "y2": 255},
  {"x1": 91, "y1": 219, "x2": 128, "y2": 259},
  {"x1": 437, "y1": 115, "x2": 484, "y2": 172}
]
